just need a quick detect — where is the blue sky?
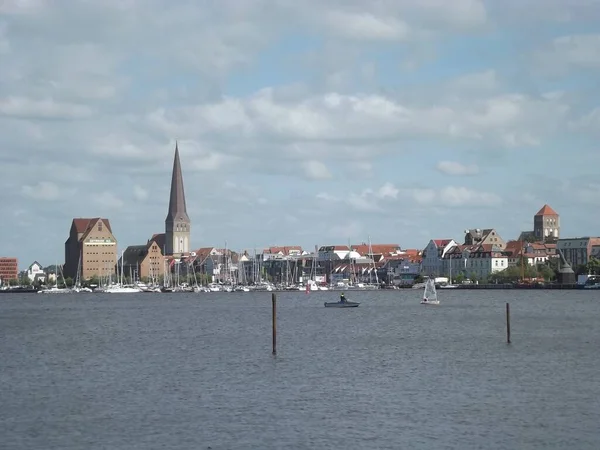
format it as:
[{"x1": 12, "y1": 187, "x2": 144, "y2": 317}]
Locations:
[{"x1": 1, "y1": 0, "x2": 599, "y2": 266}]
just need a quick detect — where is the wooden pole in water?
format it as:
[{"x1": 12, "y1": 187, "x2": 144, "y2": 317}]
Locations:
[
  {"x1": 506, "y1": 302, "x2": 511, "y2": 344},
  {"x1": 272, "y1": 292, "x2": 277, "y2": 355}
]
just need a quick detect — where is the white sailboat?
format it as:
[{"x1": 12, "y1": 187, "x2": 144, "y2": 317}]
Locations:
[
  {"x1": 105, "y1": 251, "x2": 142, "y2": 293},
  {"x1": 38, "y1": 263, "x2": 73, "y2": 294},
  {"x1": 420, "y1": 278, "x2": 440, "y2": 305}
]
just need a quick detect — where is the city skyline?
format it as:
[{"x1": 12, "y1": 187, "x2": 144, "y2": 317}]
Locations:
[{"x1": 1, "y1": 1, "x2": 600, "y2": 265}]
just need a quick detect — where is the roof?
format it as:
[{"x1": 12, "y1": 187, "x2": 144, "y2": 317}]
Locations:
[
  {"x1": 350, "y1": 244, "x2": 400, "y2": 256},
  {"x1": 535, "y1": 204, "x2": 558, "y2": 216},
  {"x1": 149, "y1": 233, "x2": 166, "y2": 251},
  {"x1": 72, "y1": 218, "x2": 113, "y2": 234},
  {"x1": 319, "y1": 245, "x2": 350, "y2": 251},
  {"x1": 121, "y1": 245, "x2": 148, "y2": 266},
  {"x1": 166, "y1": 142, "x2": 190, "y2": 224},
  {"x1": 433, "y1": 239, "x2": 453, "y2": 247},
  {"x1": 264, "y1": 246, "x2": 303, "y2": 255}
]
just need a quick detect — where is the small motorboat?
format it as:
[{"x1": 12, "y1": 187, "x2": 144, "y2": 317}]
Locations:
[{"x1": 324, "y1": 300, "x2": 360, "y2": 308}]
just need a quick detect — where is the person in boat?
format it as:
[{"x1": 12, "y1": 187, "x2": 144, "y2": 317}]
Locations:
[{"x1": 340, "y1": 292, "x2": 346, "y2": 303}]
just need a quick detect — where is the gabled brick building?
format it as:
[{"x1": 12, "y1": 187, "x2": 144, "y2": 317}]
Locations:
[{"x1": 64, "y1": 218, "x2": 117, "y2": 280}]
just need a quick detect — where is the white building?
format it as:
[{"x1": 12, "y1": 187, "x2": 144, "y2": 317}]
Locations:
[
  {"x1": 464, "y1": 245, "x2": 508, "y2": 280},
  {"x1": 27, "y1": 261, "x2": 46, "y2": 283}
]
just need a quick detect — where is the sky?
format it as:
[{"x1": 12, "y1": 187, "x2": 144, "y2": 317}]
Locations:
[{"x1": 1, "y1": 0, "x2": 600, "y2": 266}]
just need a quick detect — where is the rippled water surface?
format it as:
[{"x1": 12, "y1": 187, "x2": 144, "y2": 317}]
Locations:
[{"x1": 1, "y1": 289, "x2": 600, "y2": 449}]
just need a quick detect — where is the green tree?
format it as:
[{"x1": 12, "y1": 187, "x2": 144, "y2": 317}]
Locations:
[
  {"x1": 537, "y1": 264, "x2": 555, "y2": 281},
  {"x1": 585, "y1": 257, "x2": 600, "y2": 275},
  {"x1": 453, "y1": 273, "x2": 465, "y2": 284}
]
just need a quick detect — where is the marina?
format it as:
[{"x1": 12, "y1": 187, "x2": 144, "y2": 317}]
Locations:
[{"x1": 1, "y1": 289, "x2": 599, "y2": 449}]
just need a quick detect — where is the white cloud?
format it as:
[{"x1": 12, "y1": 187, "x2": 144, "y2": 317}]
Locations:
[
  {"x1": 0, "y1": 97, "x2": 92, "y2": 119},
  {"x1": 1, "y1": 0, "x2": 598, "y2": 264},
  {"x1": 319, "y1": 182, "x2": 500, "y2": 213},
  {"x1": 324, "y1": 12, "x2": 412, "y2": 41},
  {"x1": 94, "y1": 191, "x2": 124, "y2": 209},
  {"x1": 133, "y1": 185, "x2": 148, "y2": 201},
  {"x1": 302, "y1": 160, "x2": 332, "y2": 180},
  {"x1": 21, "y1": 181, "x2": 62, "y2": 201},
  {"x1": 436, "y1": 186, "x2": 501, "y2": 207},
  {"x1": 436, "y1": 161, "x2": 479, "y2": 176},
  {"x1": 534, "y1": 34, "x2": 600, "y2": 75}
]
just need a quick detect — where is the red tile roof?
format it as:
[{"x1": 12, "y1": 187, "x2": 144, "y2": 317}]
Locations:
[
  {"x1": 264, "y1": 246, "x2": 303, "y2": 255},
  {"x1": 535, "y1": 204, "x2": 558, "y2": 216},
  {"x1": 72, "y1": 218, "x2": 113, "y2": 234},
  {"x1": 433, "y1": 239, "x2": 453, "y2": 247}
]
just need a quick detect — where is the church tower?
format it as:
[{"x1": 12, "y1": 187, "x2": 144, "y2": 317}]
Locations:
[
  {"x1": 534, "y1": 204, "x2": 559, "y2": 242},
  {"x1": 165, "y1": 142, "x2": 190, "y2": 256}
]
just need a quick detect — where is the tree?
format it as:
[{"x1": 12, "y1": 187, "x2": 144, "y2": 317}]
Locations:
[
  {"x1": 585, "y1": 257, "x2": 600, "y2": 275},
  {"x1": 453, "y1": 273, "x2": 465, "y2": 284},
  {"x1": 86, "y1": 275, "x2": 99, "y2": 287},
  {"x1": 537, "y1": 264, "x2": 555, "y2": 281}
]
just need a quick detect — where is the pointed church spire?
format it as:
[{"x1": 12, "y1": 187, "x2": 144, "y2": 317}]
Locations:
[{"x1": 166, "y1": 141, "x2": 189, "y2": 223}]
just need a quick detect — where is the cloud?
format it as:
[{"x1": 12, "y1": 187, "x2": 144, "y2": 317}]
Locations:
[
  {"x1": 534, "y1": 34, "x2": 600, "y2": 76},
  {"x1": 436, "y1": 161, "x2": 479, "y2": 176},
  {"x1": 319, "y1": 182, "x2": 500, "y2": 213},
  {"x1": 0, "y1": 97, "x2": 93, "y2": 120},
  {"x1": 133, "y1": 185, "x2": 148, "y2": 201},
  {"x1": 302, "y1": 160, "x2": 332, "y2": 180},
  {"x1": 94, "y1": 191, "x2": 124, "y2": 209},
  {"x1": 1, "y1": 0, "x2": 599, "y2": 265},
  {"x1": 21, "y1": 181, "x2": 63, "y2": 201}
]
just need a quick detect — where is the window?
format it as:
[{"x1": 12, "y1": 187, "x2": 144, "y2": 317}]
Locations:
[{"x1": 98, "y1": 222, "x2": 103, "y2": 231}]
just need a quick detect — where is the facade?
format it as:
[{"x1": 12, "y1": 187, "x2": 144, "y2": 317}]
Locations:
[
  {"x1": 557, "y1": 237, "x2": 600, "y2": 268},
  {"x1": 164, "y1": 142, "x2": 191, "y2": 257},
  {"x1": 534, "y1": 204, "x2": 560, "y2": 242},
  {"x1": 422, "y1": 239, "x2": 456, "y2": 276},
  {"x1": 120, "y1": 237, "x2": 165, "y2": 281},
  {"x1": 505, "y1": 241, "x2": 557, "y2": 267},
  {"x1": 0, "y1": 257, "x2": 18, "y2": 282},
  {"x1": 64, "y1": 218, "x2": 118, "y2": 280},
  {"x1": 383, "y1": 254, "x2": 422, "y2": 285},
  {"x1": 464, "y1": 245, "x2": 509, "y2": 280},
  {"x1": 27, "y1": 261, "x2": 46, "y2": 282}
]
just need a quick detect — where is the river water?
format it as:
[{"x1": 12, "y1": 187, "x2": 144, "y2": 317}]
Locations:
[{"x1": 1, "y1": 289, "x2": 599, "y2": 449}]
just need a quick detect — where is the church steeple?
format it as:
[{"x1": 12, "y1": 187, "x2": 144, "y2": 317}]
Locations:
[{"x1": 165, "y1": 141, "x2": 190, "y2": 256}]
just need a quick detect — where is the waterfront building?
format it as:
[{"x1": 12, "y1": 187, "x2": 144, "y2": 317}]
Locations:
[
  {"x1": 64, "y1": 218, "x2": 117, "y2": 280},
  {"x1": 463, "y1": 228, "x2": 505, "y2": 249},
  {"x1": 0, "y1": 257, "x2": 18, "y2": 283},
  {"x1": 422, "y1": 239, "x2": 456, "y2": 276},
  {"x1": 120, "y1": 235, "x2": 165, "y2": 281},
  {"x1": 26, "y1": 261, "x2": 46, "y2": 283},
  {"x1": 557, "y1": 237, "x2": 600, "y2": 269},
  {"x1": 164, "y1": 142, "x2": 191, "y2": 257}
]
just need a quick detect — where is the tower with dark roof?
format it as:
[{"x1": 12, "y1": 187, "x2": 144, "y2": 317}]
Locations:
[{"x1": 165, "y1": 142, "x2": 190, "y2": 256}]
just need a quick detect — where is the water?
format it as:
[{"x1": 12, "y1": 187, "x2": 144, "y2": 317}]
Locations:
[{"x1": 1, "y1": 289, "x2": 599, "y2": 449}]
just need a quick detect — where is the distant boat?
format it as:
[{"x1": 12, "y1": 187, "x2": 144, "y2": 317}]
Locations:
[
  {"x1": 324, "y1": 300, "x2": 360, "y2": 308},
  {"x1": 421, "y1": 278, "x2": 440, "y2": 305}
]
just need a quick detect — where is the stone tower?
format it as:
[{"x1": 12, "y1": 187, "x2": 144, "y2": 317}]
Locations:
[
  {"x1": 165, "y1": 142, "x2": 190, "y2": 256},
  {"x1": 534, "y1": 204, "x2": 559, "y2": 242}
]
